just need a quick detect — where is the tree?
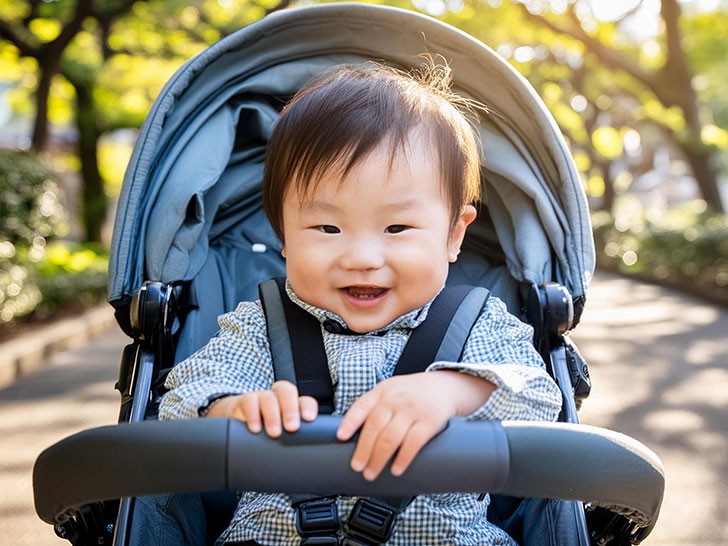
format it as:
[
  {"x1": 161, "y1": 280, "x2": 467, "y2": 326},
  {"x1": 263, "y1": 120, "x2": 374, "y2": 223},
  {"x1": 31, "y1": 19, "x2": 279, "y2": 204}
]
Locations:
[
  {"x1": 407, "y1": 0, "x2": 725, "y2": 213},
  {"x1": 0, "y1": 0, "x2": 149, "y2": 241},
  {"x1": 2, "y1": 0, "x2": 725, "y2": 242},
  {"x1": 0, "y1": 0, "x2": 141, "y2": 151},
  {"x1": 514, "y1": 0, "x2": 725, "y2": 213},
  {"x1": 1, "y1": 0, "x2": 289, "y2": 241}
]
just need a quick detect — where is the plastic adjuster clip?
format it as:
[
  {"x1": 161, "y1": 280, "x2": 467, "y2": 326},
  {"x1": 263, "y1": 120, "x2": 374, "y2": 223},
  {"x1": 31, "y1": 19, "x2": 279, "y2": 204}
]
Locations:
[
  {"x1": 295, "y1": 498, "x2": 340, "y2": 545},
  {"x1": 343, "y1": 498, "x2": 397, "y2": 545}
]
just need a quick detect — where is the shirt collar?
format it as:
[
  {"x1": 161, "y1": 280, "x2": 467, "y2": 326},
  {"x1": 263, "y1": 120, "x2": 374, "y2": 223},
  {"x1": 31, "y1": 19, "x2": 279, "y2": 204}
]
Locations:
[{"x1": 284, "y1": 279, "x2": 439, "y2": 335}]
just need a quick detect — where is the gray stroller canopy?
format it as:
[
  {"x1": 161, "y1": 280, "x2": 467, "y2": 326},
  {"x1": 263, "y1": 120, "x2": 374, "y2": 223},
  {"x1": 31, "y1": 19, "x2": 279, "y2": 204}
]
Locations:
[{"x1": 109, "y1": 2, "x2": 594, "y2": 358}]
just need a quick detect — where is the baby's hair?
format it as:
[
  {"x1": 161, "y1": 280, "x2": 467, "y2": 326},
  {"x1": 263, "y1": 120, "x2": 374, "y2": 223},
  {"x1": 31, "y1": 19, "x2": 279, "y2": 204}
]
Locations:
[{"x1": 262, "y1": 59, "x2": 483, "y2": 242}]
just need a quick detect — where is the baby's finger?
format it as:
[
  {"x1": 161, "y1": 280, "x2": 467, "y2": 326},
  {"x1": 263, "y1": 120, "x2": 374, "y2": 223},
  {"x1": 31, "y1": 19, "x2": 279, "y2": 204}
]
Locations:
[
  {"x1": 237, "y1": 394, "x2": 262, "y2": 434},
  {"x1": 390, "y1": 421, "x2": 441, "y2": 477},
  {"x1": 361, "y1": 416, "x2": 411, "y2": 481},
  {"x1": 349, "y1": 405, "x2": 393, "y2": 474},
  {"x1": 258, "y1": 390, "x2": 283, "y2": 437},
  {"x1": 337, "y1": 390, "x2": 379, "y2": 441},
  {"x1": 272, "y1": 381, "x2": 301, "y2": 432},
  {"x1": 299, "y1": 396, "x2": 319, "y2": 422}
]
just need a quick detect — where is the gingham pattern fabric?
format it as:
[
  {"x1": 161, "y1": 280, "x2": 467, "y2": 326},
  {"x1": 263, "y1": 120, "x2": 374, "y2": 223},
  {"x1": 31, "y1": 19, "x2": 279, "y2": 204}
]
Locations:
[{"x1": 160, "y1": 281, "x2": 562, "y2": 545}]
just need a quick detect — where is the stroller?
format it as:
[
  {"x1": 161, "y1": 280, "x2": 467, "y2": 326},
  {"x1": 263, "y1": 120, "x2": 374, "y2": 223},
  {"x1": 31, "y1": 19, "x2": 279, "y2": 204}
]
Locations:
[{"x1": 33, "y1": 3, "x2": 664, "y2": 545}]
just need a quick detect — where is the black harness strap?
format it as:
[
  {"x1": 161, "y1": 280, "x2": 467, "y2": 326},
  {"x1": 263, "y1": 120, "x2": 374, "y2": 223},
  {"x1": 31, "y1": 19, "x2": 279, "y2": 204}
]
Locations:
[
  {"x1": 258, "y1": 279, "x2": 296, "y2": 384},
  {"x1": 259, "y1": 278, "x2": 335, "y2": 414},
  {"x1": 393, "y1": 285, "x2": 490, "y2": 375}
]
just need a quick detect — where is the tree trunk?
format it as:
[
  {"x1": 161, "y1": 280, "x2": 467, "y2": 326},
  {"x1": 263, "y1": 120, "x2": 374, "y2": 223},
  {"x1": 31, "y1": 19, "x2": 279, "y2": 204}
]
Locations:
[
  {"x1": 72, "y1": 80, "x2": 107, "y2": 243},
  {"x1": 31, "y1": 66, "x2": 54, "y2": 151},
  {"x1": 679, "y1": 143, "x2": 724, "y2": 212},
  {"x1": 660, "y1": 0, "x2": 724, "y2": 213},
  {"x1": 599, "y1": 160, "x2": 616, "y2": 214},
  {"x1": 520, "y1": 0, "x2": 725, "y2": 214}
]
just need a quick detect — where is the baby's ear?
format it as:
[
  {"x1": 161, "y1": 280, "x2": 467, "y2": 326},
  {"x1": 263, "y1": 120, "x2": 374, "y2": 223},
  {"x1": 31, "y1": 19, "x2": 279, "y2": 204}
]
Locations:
[{"x1": 448, "y1": 205, "x2": 477, "y2": 262}]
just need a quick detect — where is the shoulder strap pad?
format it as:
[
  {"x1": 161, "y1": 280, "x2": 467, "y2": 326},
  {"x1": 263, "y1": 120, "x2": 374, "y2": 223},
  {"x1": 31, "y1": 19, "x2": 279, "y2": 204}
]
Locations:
[
  {"x1": 259, "y1": 278, "x2": 335, "y2": 414},
  {"x1": 258, "y1": 279, "x2": 296, "y2": 384},
  {"x1": 393, "y1": 285, "x2": 490, "y2": 376}
]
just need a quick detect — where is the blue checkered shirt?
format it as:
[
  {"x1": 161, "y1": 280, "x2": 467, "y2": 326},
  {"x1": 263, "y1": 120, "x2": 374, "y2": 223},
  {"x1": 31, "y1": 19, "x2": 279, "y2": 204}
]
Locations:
[{"x1": 160, "y1": 281, "x2": 562, "y2": 545}]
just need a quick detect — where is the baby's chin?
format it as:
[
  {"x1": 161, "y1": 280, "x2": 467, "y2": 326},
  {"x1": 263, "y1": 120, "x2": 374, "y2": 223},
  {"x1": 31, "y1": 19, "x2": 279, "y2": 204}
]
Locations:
[
  {"x1": 339, "y1": 308, "x2": 410, "y2": 334},
  {"x1": 343, "y1": 318, "x2": 393, "y2": 334}
]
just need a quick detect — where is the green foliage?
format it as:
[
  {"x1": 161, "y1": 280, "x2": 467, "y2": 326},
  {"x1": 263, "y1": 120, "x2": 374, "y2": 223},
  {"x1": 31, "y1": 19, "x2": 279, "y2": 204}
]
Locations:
[
  {"x1": 30, "y1": 242, "x2": 109, "y2": 319},
  {"x1": 0, "y1": 152, "x2": 107, "y2": 331},
  {"x1": 0, "y1": 251, "x2": 42, "y2": 327},
  {"x1": 592, "y1": 202, "x2": 728, "y2": 305},
  {"x1": 0, "y1": 150, "x2": 67, "y2": 244},
  {"x1": 684, "y1": 10, "x2": 728, "y2": 128},
  {"x1": 1, "y1": 241, "x2": 109, "y2": 334},
  {"x1": 0, "y1": 151, "x2": 64, "y2": 325}
]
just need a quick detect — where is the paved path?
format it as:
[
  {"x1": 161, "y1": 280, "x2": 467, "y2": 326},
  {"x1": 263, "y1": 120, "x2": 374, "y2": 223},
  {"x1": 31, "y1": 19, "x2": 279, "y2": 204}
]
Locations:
[
  {"x1": 571, "y1": 272, "x2": 728, "y2": 546},
  {"x1": 2, "y1": 271, "x2": 726, "y2": 545},
  {"x1": 0, "y1": 328, "x2": 127, "y2": 545}
]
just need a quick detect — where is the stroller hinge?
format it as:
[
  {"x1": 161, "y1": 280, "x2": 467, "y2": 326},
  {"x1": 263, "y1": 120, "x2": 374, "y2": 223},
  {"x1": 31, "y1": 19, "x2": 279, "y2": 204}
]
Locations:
[
  {"x1": 586, "y1": 505, "x2": 650, "y2": 546},
  {"x1": 52, "y1": 501, "x2": 116, "y2": 546},
  {"x1": 526, "y1": 282, "x2": 574, "y2": 353},
  {"x1": 564, "y1": 337, "x2": 591, "y2": 408},
  {"x1": 528, "y1": 283, "x2": 591, "y2": 407},
  {"x1": 129, "y1": 281, "x2": 182, "y2": 368}
]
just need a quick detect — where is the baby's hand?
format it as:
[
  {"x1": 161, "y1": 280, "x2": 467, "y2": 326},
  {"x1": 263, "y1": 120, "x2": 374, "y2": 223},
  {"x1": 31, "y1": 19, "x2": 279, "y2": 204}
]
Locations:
[
  {"x1": 205, "y1": 381, "x2": 318, "y2": 437},
  {"x1": 336, "y1": 371, "x2": 495, "y2": 481}
]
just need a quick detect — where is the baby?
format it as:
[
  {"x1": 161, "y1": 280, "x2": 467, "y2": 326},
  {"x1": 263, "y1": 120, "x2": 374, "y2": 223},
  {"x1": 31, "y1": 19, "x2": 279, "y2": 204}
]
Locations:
[{"x1": 156, "y1": 63, "x2": 562, "y2": 545}]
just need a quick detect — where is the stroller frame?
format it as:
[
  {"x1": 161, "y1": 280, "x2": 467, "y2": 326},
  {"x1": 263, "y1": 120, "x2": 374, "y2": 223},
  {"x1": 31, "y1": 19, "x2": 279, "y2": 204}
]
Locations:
[{"x1": 38, "y1": 278, "x2": 655, "y2": 546}]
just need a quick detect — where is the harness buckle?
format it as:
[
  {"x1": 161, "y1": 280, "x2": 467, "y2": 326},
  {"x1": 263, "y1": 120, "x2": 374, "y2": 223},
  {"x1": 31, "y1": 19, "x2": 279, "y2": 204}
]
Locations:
[
  {"x1": 295, "y1": 497, "x2": 340, "y2": 544},
  {"x1": 301, "y1": 537, "x2": 339, "y2": 545},
  {"x1": 343, "y1": 498, "x2": 397, "y2": 545}
]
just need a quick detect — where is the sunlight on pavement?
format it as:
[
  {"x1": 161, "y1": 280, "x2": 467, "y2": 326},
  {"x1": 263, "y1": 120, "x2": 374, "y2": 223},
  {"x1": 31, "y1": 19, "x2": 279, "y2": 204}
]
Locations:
[
  {"x1": 573, "y1": 272, "x2": 728, "y2": 546},
  {"x1": 0, "y1": 329, "x2": 126, "y2": 546},
  {"x1": 642, "y1": 408, "x2": 704, "y2": 433},
  {"x1": 660, "y1": 368, "x2": 728, "y2": 408},
  {"x1": 682, "y1": 339, "x2": 727, "y2": 366}
]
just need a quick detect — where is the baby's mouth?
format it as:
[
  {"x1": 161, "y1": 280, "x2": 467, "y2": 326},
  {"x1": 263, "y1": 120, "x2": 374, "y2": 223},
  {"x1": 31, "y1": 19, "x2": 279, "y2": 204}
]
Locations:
[{"x1": 343, "y1": 286, "x2": 389, "y2": 299}]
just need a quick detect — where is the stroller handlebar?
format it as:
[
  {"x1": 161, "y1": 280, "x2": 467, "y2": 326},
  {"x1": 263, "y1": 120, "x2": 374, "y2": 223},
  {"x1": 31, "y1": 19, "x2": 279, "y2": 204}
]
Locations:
[{"x1": 33, "y1": 417, "x2": 664, "y2": 529}]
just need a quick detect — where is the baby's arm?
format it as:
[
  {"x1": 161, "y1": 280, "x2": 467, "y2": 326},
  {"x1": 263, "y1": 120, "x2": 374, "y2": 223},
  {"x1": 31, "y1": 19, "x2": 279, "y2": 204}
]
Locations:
[
  {"x1": 427, "y1": 295, "x2": 562, "y2": 423},
  {"x1": 336, "y1": 370, "x2": 496, "y2": 481},
  {"x1": 159, "y1": 301, "x2": 278, "y2": 420},
  {"x1": 160, "y1": 300, "x2": 318, "y2": 436}
]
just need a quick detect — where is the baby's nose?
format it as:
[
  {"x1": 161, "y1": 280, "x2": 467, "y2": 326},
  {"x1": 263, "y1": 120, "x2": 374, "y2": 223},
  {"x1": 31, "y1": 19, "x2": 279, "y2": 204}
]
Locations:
[{"x1": 339, "y1": 238, "x2": 386, "y2": 270}]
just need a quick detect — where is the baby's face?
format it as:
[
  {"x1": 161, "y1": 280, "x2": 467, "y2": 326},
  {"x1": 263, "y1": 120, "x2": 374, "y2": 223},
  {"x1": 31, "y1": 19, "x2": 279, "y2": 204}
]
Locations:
[{"x1": 281, "y1": 134, "x2": 475, "y2": 333}]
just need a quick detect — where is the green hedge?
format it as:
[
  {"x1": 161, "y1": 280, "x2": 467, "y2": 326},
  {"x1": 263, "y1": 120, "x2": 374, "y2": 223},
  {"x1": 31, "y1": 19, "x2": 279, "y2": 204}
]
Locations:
[
  {"x1": 592, "y1": 203, "x2": 728, "y2": 306},
  {"x1": 0, "y1": 151, "x2": 108, "y2": 336}
]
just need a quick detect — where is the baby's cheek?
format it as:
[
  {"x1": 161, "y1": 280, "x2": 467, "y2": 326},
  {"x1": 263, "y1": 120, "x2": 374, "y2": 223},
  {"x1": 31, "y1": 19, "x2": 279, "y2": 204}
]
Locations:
[
  {"x1": 397, "y1": 250, "x2": 448, "y2": 284},
  {"x1": 401, "y1": 276, "x2": 444, "y2": 311}
]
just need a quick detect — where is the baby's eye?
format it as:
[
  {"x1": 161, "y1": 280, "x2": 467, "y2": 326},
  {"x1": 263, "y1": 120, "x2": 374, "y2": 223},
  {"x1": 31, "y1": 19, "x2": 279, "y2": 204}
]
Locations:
[
  {"x1": 385, "y1": 225, "x2": 409, "y2": 234},
  {"x1": 316, "y1": 225, "x2": 340, "y2": 234}
]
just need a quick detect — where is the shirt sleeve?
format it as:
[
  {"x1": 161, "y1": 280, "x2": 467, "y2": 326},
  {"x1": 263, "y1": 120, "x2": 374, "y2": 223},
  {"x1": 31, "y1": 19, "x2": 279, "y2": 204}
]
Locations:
[
  {"x1": 158, "y1": 300, "x2": 275, "y2": 420},
  {"x1": 426, "y1": 295, "x2": 562, "y2": 422}
]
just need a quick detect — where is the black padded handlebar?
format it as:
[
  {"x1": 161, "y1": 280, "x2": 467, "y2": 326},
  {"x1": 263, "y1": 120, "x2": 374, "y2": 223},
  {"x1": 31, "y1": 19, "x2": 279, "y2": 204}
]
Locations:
[{"x1": 33, "y1": 417, "x2": 663, "y2": 529}]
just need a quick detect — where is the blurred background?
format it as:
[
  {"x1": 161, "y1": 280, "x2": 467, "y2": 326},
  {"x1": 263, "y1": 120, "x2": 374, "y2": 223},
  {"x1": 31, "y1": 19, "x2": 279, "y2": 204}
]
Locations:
[{"x1": 1, "y1": 0, "x2": 726, "y2": 337}]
